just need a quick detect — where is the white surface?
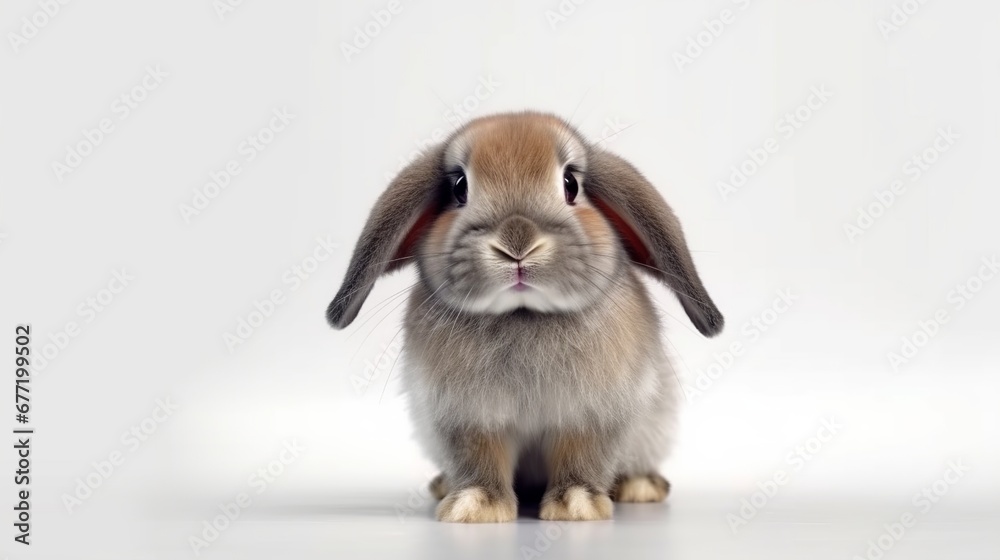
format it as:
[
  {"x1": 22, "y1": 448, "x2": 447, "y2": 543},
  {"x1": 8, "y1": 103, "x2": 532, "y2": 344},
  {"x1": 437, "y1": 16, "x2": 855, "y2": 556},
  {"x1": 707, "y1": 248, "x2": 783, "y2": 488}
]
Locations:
[{"x1": 1, "y1": 0, "x2": 999, "y2": 558}]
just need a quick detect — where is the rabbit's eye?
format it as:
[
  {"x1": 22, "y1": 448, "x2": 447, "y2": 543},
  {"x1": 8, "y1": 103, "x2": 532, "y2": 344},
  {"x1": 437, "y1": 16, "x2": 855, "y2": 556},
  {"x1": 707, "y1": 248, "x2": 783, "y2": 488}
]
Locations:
[
  {"x1": 452, "y1": 173, "x2": 468, "y2": 206},
  {"x1": 563, "y1": 170, "x2": 579, "y2": 204}
]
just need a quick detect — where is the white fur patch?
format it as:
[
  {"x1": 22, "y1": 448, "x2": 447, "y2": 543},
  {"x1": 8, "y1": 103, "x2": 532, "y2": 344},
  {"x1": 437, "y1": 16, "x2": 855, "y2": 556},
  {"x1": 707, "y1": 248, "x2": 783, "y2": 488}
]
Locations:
[
  {"x1": 436, "y1": 487, "x2": 516, "y2": 523},
  {"x1": 616, "y1": 477, "x2": 663, "y2": 502},
  {"x1": 540, "y1": 486, "x2": 613, "y2": 521},
  {"x1": 446, "y1": 488, "x2": 486, "y2": 519},
  {"x1": 618, "y1": 476, "x2": 661, "y2": 502},
  {"x1": 564, "y1": 487, "x2": 595, "y2": 518}
]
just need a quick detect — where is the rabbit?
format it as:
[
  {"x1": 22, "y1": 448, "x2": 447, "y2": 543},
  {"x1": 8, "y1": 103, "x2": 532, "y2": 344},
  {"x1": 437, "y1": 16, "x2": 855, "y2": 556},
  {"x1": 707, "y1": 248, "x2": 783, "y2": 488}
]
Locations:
[{"x1": 326, "y1": 111, "x2": 723, "y2": 522}]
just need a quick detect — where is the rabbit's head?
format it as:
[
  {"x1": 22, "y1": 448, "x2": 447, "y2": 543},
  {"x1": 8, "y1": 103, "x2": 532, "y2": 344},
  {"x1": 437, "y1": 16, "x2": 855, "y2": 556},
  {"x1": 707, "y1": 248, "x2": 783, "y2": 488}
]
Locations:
[{"x1": 327, "y1": 112, "x2": 723, "y2": 336}]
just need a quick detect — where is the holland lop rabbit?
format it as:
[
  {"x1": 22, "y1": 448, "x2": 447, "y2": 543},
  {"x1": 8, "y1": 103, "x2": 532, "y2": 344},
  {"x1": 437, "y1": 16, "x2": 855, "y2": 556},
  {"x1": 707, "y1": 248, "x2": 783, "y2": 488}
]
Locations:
[{"x1": 327, "y1": 112, "x2": 723, "y2": 522}]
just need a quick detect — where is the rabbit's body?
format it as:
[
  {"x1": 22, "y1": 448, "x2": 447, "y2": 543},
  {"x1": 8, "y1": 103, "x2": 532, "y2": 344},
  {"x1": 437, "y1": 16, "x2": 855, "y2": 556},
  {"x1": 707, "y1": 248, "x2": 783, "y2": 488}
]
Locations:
[
  {"x1": 327, "y1": 112, "x2": 722, "y2": 522},
  {"x1": 402, "y1": 268, "x2": 678, "y2": 495}
]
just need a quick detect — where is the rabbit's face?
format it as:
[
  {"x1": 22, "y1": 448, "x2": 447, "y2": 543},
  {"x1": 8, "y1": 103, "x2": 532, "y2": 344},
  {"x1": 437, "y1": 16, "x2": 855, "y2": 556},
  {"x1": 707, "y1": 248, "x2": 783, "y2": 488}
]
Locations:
[
  {"x1": 327, "y1": 110, "x2": 722, "y2": 336},
  {"x1": 419, "y1": 115, "x2": 624, "y2": 314}
]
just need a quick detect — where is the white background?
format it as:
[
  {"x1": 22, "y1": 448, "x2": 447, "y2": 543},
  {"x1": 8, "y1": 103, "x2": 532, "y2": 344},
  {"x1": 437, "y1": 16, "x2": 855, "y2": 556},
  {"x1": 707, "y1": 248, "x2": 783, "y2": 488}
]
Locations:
[{"x1": 1, "y1": 0, "x2": 998, "y2": 558}]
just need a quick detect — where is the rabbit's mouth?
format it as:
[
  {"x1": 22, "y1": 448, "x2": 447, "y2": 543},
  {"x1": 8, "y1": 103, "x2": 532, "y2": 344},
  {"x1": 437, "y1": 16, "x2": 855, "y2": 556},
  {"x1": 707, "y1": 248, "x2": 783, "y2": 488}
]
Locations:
[
  {"x1": 512, "y1": 281, "x2": 531, "y2": 292},
  {"x1": 513, "y1": 264, "x2": 530, "y2": 291}
]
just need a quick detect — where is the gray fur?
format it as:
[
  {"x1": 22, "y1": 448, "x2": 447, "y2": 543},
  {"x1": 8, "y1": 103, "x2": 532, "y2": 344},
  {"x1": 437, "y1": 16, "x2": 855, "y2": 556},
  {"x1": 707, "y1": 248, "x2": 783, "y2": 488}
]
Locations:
[
  {"x1": 326, "y1": 112, "x2": 723, "y2": 520},
  {"x1": 326, "y1": 145, "x2": 444, "y2": 329}
]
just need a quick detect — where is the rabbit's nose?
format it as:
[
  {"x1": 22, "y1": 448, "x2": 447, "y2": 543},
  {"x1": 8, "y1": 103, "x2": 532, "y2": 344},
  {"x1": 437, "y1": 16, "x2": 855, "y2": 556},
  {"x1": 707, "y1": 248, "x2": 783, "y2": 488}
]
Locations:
[{"x1": 490, "y1": 215, "x2": 543, "y2": 261}]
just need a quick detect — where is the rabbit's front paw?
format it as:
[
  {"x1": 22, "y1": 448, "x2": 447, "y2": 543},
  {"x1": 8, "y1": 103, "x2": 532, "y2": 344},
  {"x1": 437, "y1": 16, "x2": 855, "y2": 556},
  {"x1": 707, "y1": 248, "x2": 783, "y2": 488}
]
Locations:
[
  {"x1": 436, "y1": 487, "x2": 516, "y2": 523},
  {"x1": 539, "y1": 486, "x2": 613, "y2": 521}
]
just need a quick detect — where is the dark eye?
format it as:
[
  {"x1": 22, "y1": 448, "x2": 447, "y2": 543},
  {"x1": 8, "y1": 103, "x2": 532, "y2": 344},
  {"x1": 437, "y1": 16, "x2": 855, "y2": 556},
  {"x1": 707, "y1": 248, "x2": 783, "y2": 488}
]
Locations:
[
  {"x1": 563, "y1": 170, "x2": 579, "y2": 204},
  {"x1": 452, "y1": 172, "x2": 468, "y2": 206}
]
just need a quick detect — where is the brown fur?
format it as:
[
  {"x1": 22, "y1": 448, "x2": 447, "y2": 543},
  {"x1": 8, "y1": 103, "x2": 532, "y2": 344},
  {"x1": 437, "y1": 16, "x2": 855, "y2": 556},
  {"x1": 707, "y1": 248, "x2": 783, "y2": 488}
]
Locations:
[
  {"x1": 425, "y1": 209, "x2": 459, "y2": 251},
  {"x1": 467, "y1": 117, "x2": 557, "y2": 194},
  {"x1": 435, "y1": 429, "x2": 517, "y2": 523},
  {"x1": 429, "y1": 473, "x2": 449, "y2": 500}
]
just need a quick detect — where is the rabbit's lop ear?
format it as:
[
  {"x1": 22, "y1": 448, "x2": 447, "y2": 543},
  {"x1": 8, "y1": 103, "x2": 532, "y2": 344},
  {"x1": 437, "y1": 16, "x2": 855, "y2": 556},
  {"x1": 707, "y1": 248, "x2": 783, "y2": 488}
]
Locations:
[
  {"x1": 326, "y1": 146, "x2": 444, "y2": 329},
  {"x1": 586, "y1": 150, "x2": 724, "y2": 337}
]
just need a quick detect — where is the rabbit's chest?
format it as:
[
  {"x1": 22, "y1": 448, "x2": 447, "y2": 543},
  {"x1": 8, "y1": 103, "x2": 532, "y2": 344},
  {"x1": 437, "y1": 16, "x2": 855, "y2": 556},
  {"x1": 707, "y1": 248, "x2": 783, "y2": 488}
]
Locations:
[{"x1": 402, "y1": 316, "x2": 660, "y2": 429}]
